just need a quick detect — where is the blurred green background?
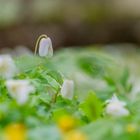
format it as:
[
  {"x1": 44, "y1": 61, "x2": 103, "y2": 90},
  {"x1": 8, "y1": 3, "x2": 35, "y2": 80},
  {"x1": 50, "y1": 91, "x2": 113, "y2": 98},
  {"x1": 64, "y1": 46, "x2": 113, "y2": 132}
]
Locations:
[{"x1": 0, "y1": 0, "x2": 140, "y2": 50}]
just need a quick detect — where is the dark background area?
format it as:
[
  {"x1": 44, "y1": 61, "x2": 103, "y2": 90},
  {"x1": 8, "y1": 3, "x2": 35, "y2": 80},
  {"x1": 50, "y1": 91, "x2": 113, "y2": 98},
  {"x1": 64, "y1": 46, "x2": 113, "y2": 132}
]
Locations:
[{"x1": 0, "y1": 0, "x2": 140, "y2": 50}]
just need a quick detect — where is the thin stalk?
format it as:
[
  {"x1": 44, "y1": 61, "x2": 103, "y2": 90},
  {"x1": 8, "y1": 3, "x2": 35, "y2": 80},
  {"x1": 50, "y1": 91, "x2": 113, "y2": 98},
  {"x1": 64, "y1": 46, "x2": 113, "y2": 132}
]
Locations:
[
  {"x1": 34, "y1": 34, "x2": 48, "y2": 55},
  {"x1": 51, "y1": 90, "x2": 59, "y2": 104}
]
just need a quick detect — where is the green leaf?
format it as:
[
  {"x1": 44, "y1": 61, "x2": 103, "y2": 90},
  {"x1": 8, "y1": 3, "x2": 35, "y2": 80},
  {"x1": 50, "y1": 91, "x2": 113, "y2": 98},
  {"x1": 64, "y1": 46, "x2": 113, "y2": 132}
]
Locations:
[
  {"x1": 47, "y1": 70, "x2": 63, "y2": 85},
  {"x1": 44, "y1": 75, "x2": 60, "y2": 91},
  {"x1": 80, "y1": 91, "x2": 103, "y2": 121},
  {"x1": 14, "y1": 55, "x2": 47, "y2": 72},
  {"x1": 77, "y1": 56, "x2": 105, "y2": 78},
  {"x1": 81, "y1": 120, "x2": 113, "y2": 140}
]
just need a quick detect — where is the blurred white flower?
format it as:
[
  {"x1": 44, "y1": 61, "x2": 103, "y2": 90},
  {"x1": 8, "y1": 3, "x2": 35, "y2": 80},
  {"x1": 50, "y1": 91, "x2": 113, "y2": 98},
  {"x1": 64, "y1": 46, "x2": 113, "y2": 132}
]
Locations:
[
  {"x1": 105, "y1": 94, "x2": 129, "y2": 117},
  {"x1": 0, "y1": 55, "x2": 17, "y2": 79},
  {"x1": 38, "y1": 37, "x2": 53, "y2": 57},
  {"x1": 6, "y1": 80, "x2": 35, "y2": 105},
  {"x1": 61, "y1": 80, "x2": 74, "y2": 100}
]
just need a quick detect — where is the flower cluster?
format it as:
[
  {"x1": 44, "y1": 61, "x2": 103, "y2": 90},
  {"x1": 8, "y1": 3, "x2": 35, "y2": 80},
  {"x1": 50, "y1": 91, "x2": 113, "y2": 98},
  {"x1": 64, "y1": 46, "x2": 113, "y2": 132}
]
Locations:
[
  {"x1": 0, "y1": 36, "x2": 75, "y2": 107},
  {"x1": 0, "y1": 54, "x2": 35, "y2": 105},
  {"x1": 0, "y1": 34, "x2": 136, "y2": 140},
  {"x1": 36, "y1": 35, "x2": 74, "y2": 100}
]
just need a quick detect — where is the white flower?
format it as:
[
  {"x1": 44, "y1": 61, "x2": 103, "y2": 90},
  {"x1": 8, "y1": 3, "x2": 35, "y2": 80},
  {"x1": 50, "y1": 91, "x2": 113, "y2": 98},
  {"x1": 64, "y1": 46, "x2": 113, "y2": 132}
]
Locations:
[
  {"x1": 38, "y1": 37, "x2": 53, "y2": 57},
  {"x1": 105, "y1": 94, "x2": 129, "y2": 117},
  {"x1": 6, "y1": 80, "x2": 35, "y2": 105},
  {"x1": 0, "y1": 55, "x2": 17, "y2": 79},
  {"x1": 60, "y1": 80, "x2": 74, "y2": 100}
]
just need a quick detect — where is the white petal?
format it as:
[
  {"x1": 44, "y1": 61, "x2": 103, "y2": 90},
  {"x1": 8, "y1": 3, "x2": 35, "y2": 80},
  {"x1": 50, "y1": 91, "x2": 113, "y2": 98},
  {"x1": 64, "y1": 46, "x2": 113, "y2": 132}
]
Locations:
[
  {"x1": 47, "y1": 37, "x2": 53, "y2": 57},
  {"x1": 0, "y1": 55, "x2": 17, "y2": 79},
  {"x1": 61, "y1": 80, "x2": 74, "y2": 100},
  {"x1": 6, "y1": 80, "x2": 35, "y2": 105},
  {"x1": 106, "y1": 101, "x2": 129, "y2": 117},
  {"x1": 106, "y1": 94, "x2": 126, "y2": 106},
  {"x1": 39, "y1": 37, "x2": 53, "y2": 57},
  {"x1": 16, "y1": 92, "x2": 29, "y2": 105}
]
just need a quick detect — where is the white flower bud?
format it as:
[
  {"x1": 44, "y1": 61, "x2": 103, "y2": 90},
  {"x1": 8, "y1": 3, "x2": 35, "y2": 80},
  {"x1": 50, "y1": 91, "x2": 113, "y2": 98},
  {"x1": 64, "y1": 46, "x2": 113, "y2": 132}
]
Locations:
[
  {"x1": 61, "y1": 80, "x2": 74, "y2": 100},
  {"x1": 6, "y1": 80, "x2": 35, "y2": 105},
  {"x1": 105, "y1": 94, "x2": 129, "y2": 117},
  {"x1": 38, "y1": 37, "x2": 53, "y2": 57},
  {"x1": 0, "y1": 55, "x2": 17, "y2": 79}
]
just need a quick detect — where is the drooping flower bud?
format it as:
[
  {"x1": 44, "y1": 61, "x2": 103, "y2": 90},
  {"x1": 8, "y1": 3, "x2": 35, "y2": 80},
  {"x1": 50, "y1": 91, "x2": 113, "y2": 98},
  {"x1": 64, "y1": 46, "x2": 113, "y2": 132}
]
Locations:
[
  {"x1": 61, "y1": 80, "x2": 74, "y2": 100},
  {"x1": 38, "y1": 35, "x2": 53, "y2": 57}
]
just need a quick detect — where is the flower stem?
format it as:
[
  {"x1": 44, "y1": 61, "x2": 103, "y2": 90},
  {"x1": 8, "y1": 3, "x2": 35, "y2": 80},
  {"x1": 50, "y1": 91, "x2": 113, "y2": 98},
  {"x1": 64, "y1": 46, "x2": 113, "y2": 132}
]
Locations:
[
  {"x1": 51, "y1": 91, "x2": 59, "y2": 104},
  {"x1": 34, "y1": 34, "x2": 48, "y2": 55}
]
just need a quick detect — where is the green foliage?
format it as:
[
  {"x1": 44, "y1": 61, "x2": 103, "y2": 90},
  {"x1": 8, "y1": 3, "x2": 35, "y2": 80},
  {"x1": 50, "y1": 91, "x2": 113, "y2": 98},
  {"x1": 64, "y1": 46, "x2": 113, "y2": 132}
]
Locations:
[
  {"x1": 80, "y1": 91, "x2": 103, "y2": 121},
  {"x1": 104, "y1": 68, "x2": 132, "y2": 95},
  {"x1": 0, "y1": 47, "x2": 140, "y2": 140},
  {"x1": 77, "y1": 56, "x2": 106, "y2": 77}
]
